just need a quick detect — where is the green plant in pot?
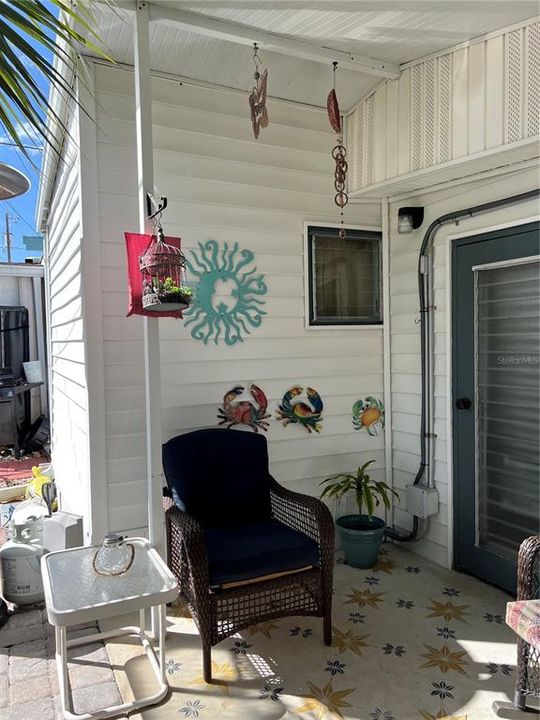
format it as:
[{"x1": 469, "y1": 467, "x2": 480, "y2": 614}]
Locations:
[
  {"x1": 159, "y1": 277, "x2": 193, "y2": 306},
  {"x1": 143, "y1": 276, "x2": 193, "y2": 311},
  {"x1": 320, "y1": 460, "x2": 399, "y2": 568}
]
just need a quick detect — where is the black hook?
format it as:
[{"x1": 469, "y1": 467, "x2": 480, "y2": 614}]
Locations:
[{"x1": 146, "y1": 193, "x2": 168, "y2": 220}]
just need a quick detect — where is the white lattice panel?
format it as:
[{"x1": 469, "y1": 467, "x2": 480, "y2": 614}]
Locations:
[
  {"x1": 423, "y1": 59, "x2": 436, "y2": 168},
  {"x1": 411, "y1": 64, "x2": 423, "y2": 172},
  {"x1": 438, "y1": 53, "x2": 452, "y2": 163},
  {"x1": 345, "y1": 109, "x2": 358, "y2": 196},
  {"x1": 526, "y1": 23, "x2": 540, "y2": 137},
  {"x1": 505, "y1": 29, "x2": 525, "y2": 143},
  {"x1": 348, "y1": 103, "x2": 364, "y2": 192},
  {"x1": 346, "y1": 19, "x2": 538, "y2": 193},
  {"x1": 364, "y1": 94, "x2": 375, "y2": 187}
]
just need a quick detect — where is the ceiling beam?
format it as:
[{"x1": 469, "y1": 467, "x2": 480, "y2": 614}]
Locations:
[{"x1": 118, "y1": 2, "x2": 399, "y2": 79}]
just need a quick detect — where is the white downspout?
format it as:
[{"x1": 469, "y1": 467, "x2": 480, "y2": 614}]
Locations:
[{"x1": 134, "y1": 2, "x2": 164, "y2": 636}]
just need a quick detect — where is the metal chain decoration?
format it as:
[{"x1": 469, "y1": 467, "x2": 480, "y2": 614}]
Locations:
[
  {"x1": 248, "y1": 43, "x2": 269, "y2": 139},
  {"x1": 327, "y1": 62, "x2": 348, "y2": 239}
]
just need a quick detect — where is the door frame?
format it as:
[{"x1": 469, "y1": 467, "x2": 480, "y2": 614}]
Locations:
[{"x1": 444, "y1": 214, "x2": 540, "y2": 572}]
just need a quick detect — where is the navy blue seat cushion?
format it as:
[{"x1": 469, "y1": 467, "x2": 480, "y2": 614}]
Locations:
[
  {"x1": 162, "y1": 429, "x2": 272, "y2": 527},
  {"x1": 204, "y1": 519, "x2": 319, "y2": 586}
]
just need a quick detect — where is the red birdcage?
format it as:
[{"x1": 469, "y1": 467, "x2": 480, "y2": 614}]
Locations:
[{"x1": 139, "y1": 225, "x2": 192, "y2": 312}]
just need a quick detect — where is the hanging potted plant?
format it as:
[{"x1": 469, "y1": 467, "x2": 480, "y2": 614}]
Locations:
[
  {"x1": 320, "y1": 460, "x2": 399, "y2": 568},
  {"x1": 143, "y1": 276, "x2": 193, "y2": 311},
  {"x1": 139, "y1": 224, "x2": 193, "y2": 313}
]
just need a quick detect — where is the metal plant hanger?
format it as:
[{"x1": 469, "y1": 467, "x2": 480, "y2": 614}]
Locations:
[
  {"x1": 138, "y1": 193, "x2": 191, "y2": 313},
  {"x1": 327, "y1": 62, "x2": 348, "y2": 239},
  {"x1": 249, "y1": 43, "x2": 269, "y2": 139}
]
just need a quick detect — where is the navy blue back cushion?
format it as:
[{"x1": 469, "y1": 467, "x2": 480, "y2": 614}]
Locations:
[{"x1": 162, "y1": 429, "x2": 272, "y2": 527}]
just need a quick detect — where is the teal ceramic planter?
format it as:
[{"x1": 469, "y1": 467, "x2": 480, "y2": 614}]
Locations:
[{"x1": 336, "y1": 514, "x2": 386, "y2": 568}]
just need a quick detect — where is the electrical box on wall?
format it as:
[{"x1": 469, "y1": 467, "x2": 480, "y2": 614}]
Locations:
[{"x1": 406, "y1": 485, "x2": 439, "y2": 519}]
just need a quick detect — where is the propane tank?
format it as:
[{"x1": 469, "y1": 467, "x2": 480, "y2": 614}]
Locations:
[{"x1": 0, "y1": 516, "x2": 44, "y2": 605}]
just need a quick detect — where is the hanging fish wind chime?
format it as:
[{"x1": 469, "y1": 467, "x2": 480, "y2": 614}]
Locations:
[
  {"x1": 248, "y1": 43, "x2": 269, "y2": 139},
  {"x1": 327, "y1": 62, "x2": 348, "y2": 239}
]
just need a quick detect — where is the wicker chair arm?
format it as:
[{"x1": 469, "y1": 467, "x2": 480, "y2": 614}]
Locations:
[
  {"x1": 163, "y1": 497, "x2": 212, "y2": 618},
  {"x1": 517, "y1": 535, "x2": 540, "y2": 601},
  {"x1": 165, "y1": 503, "x2": 209, "y2": 571},
  {"x1": 268, "y1": 476, "x2": 335, "y2": 548}
]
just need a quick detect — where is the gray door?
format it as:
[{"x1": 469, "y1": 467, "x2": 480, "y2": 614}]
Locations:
[{"x1": 452, "y1": 222, "x2": 539, "y2": 594}]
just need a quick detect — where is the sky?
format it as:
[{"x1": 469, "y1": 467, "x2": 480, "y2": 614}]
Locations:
[
  {"x1": 0, "y1": 128, "x2": 46, "y2": 263},
  {"x1": 0, "y1": 12, "x2": 53, "y2": 263}
]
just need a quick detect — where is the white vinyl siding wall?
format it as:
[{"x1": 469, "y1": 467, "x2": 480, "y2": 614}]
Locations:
[
  {"x1": 387, "y1": 165, "x2": 539, "y2": 567},
  {"x1": 45, "y1": 107, "x2": 92, "y2": 535},
  {"x1": 93, "y1": 64, "x2": 384, "y2": 534}
]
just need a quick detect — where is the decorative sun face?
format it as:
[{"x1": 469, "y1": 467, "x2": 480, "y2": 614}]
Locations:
[{"x1": 184, "y1": 240, "x2": 267, "y2": 345}]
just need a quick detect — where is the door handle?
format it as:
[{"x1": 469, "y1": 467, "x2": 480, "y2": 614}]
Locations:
[{"x1": 456, "y1": 397, "x2": 472, "y2": 410}]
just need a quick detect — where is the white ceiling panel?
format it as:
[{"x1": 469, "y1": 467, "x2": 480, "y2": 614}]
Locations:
[
  {"x1": 88, "y1": 1, "x2": 539, "y2": 109},
  {"x1": 158, "y1": 1, "x2": 539, "y2": 61}
]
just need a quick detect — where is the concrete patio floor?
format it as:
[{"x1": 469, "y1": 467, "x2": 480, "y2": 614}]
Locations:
[
  {"x1": 0, "y1": 609, "x2": 122, "y2": 720},
  {"x1": 102, "y1": 544, "x2": 522, "y2": 720},
  {"x1": 0, "y1": 543, "x2": 527, "y2": 720}
]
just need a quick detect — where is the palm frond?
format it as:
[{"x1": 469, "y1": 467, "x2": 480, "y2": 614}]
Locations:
[{"x1": 0, "y1": 0, "x2": 113, "y2": 158}]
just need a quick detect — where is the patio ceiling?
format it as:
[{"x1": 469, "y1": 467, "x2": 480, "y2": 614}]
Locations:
[{"x1": 89, "y1": 0, "x2": 539, "y2": 110}]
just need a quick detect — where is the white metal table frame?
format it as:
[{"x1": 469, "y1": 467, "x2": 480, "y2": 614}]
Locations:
[{"x1": 41, "y1": 539, "x2": 178, "y2": 720}]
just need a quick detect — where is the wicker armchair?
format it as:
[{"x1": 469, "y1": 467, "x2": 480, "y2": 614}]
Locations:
[
  {"x1": 162, "y1": 428, "x2": 335, "y2": 682},
  {"x1": 514, "y1": 535, "x2": 540, "y2": 710},
  {"x1": 493, "y1": 535, "x2": 540, "y2": 717}
]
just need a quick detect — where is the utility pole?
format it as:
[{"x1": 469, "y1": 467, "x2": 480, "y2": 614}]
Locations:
[{"x1": 4, "y1": 211, "x2": 12, "y2": 263}]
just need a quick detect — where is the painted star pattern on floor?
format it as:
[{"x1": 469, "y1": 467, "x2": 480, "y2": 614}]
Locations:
[
  {"x1": 426, "y1": 599, "x2": 470, "y2": 623},
  {"x1": 116, "y1": 545, "x2": 516, "y2": 720},
  {"x1": 344, "y1": 587, "x2": 386, "y2": 608},
  {"x1": 420, "y1": 643, "x2": 469, "y2": 674}
]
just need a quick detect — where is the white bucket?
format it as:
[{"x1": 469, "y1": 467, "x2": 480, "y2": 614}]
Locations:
[{"x1": 23, "y1": 361, "x2": 43, "y2": 383}]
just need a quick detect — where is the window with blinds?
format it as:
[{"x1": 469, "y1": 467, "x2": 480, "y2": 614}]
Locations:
[
  {"x1": 474, "y1": 257, "x2": 540, "y2": 561},
  {"x1": 307, "y1": 227, "x2": 382, "y2": 326}
]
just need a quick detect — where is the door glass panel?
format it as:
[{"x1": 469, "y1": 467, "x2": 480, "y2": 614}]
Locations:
[{"x1": 474, "y1": 258, "x2": 540, "y2": 561}]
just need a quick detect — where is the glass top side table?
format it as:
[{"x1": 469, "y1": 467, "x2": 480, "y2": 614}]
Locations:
[{"x1": 42, "y1": 538, "x2": 178, "y2": 720}]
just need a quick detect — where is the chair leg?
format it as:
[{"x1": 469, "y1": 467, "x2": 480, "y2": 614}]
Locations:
[
  {"x1": 202, "y1": 643, "x2": 212, "y2": 683},
  {"x1": 323, "y1": 612, "x2": 332, "y2": 646},
  {"x1": 492, "y1": 699, "x2": 536, "y2": 718},
  {"x1": 513, "y1": 690, "x2": 527, "y2": 710}
]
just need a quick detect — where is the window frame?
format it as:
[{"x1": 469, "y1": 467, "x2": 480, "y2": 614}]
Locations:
[{"x1": 303, "y1": 222, "x2": 384, "y2": 329}]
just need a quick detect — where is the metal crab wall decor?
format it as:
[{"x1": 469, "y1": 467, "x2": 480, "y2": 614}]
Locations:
[
  {"x1": 218, "y1": 384, "x2": 270, "y2": 432},
  {"x1": 276, "y1": 386, "x2": 324, "y2": 434},
  {"x1": 184, "y1": 240, "x2": 267, "y2": 346},
  {"x1": 352, "y1": 397, "x2": 385, "y2": 436}
]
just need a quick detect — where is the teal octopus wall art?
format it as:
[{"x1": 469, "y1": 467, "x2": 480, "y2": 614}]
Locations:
[
  {"x1": 276, "y1": 386, "x2": 324, "y2": 434},
  {"x1": 183, "y1": 240, "x2": 267, "y2": 345},
  {"x1": 352, "y1": 396, "x2": 385, "y2": 436}
]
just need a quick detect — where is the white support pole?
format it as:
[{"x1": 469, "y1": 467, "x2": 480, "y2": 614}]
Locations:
[{"x1": 134, "y1": 1, "x2": 164, "y2": 637}]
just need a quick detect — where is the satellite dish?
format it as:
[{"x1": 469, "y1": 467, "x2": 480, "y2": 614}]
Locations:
[{"x1": 0, "y1": 162, "x2": 30, "y2": 200}]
